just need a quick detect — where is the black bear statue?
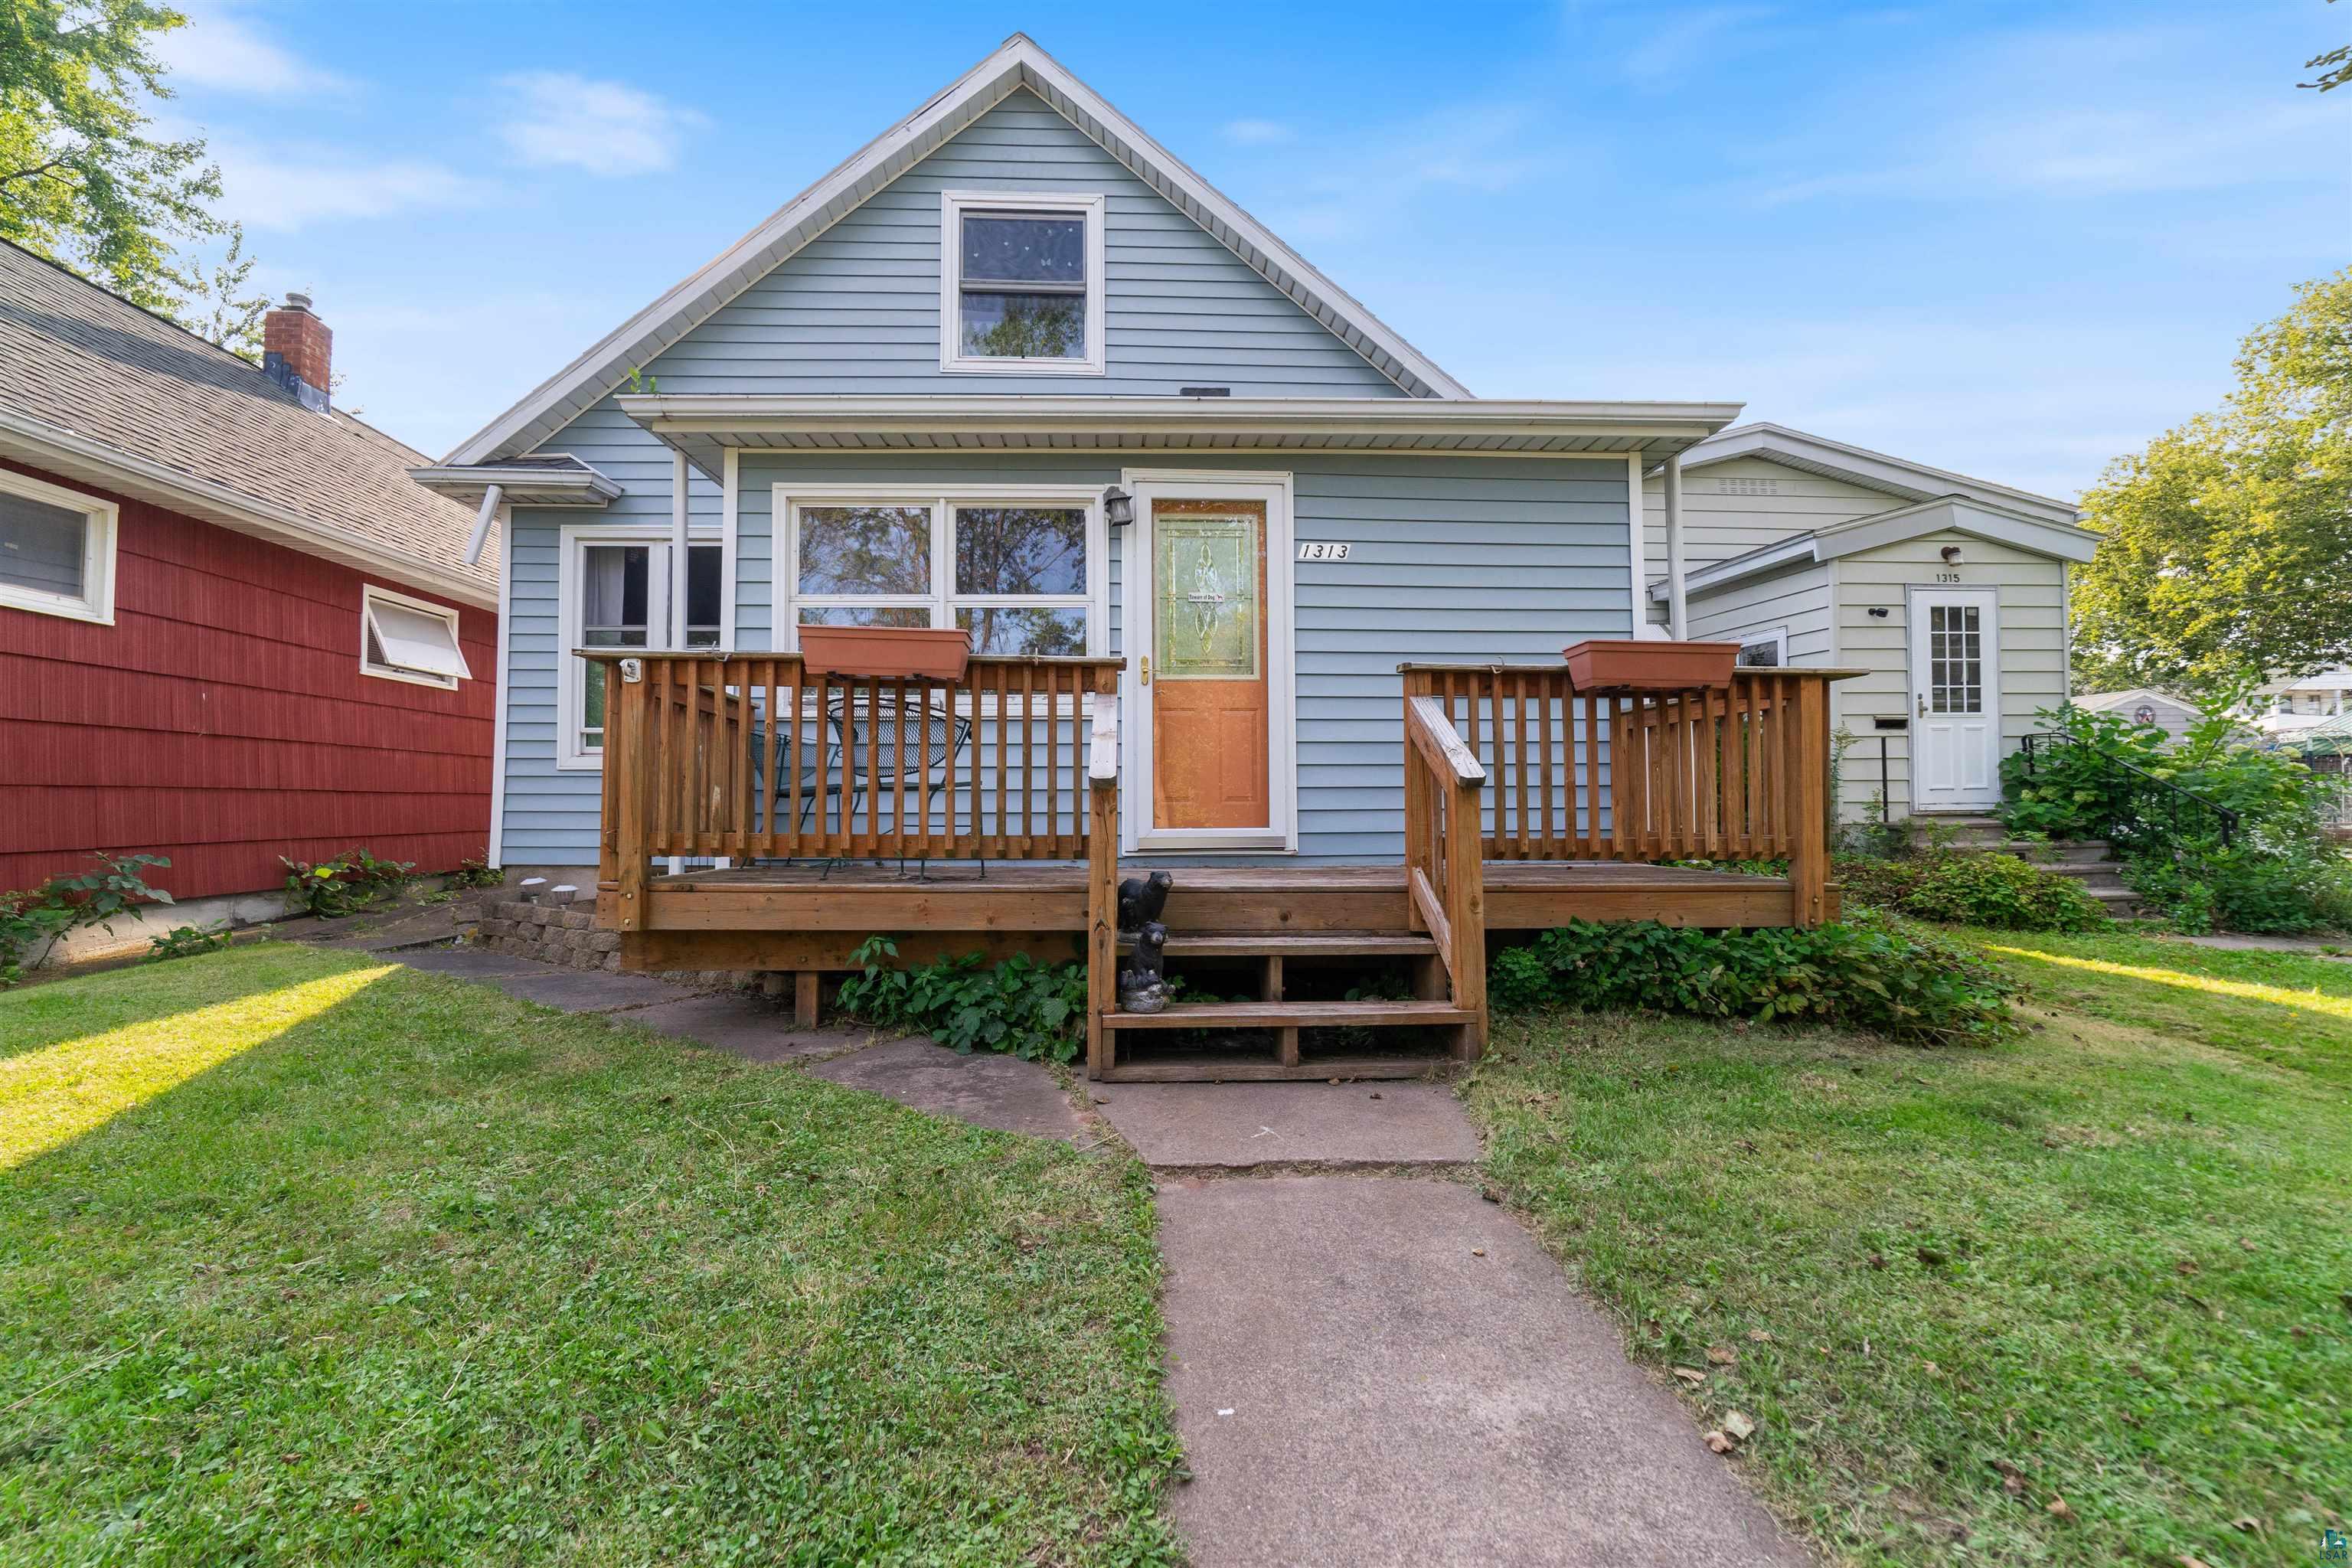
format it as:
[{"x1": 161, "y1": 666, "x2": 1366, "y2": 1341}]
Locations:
[
  {"x1": 1117, "y1": 870, "x2": 1172, "y2": 932},
  {"x1": 1118, "y1": 920, "x2": 1170, "y2": 1014}
]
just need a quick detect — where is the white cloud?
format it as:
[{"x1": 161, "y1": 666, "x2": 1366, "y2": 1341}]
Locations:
[
  {"x1": 1223, "y1": 118, "x2": 1295, "y2": 146},
  {"x1": 1621, "y1": 5, "x2": 1778, "y2": 86},
  {"x1": 156, "y1": 1, "x2": 351, "y2": 96},
  {"x1": 495, "y1": 73, "x2": 707, "y2": 177},
  {"x1": 208, "y1": 142, "x2": 493, "y2": 230}
]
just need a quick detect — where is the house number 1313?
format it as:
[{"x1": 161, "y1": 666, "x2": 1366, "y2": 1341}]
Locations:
[{"x1": 1298, "y1": 541, "x2": 1352, "y2": 560}]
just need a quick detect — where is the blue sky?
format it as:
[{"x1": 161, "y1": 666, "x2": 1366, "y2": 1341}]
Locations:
[{"x1": 152, "y1": 0, "x2": 2348, "y2": 498}]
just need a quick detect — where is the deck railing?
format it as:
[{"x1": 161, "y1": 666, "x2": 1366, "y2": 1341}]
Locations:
[
  {"x1": 1401, "y1": 694, "x2": 1488, "y2": 1056},
  {"x1": 588, "y1": 651, "x2": 1124, "y2": 934},
  {"x1": 1400, "y1": 665, "x2": 1838, "y2": 926}
]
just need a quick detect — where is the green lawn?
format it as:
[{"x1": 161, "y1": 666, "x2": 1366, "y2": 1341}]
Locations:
[
  {"x1": 0, "y1": 944, "x2": 1182, "y2": 1566},
  {"x1": 1468, "y1": 930, "x2": 2352, "y2": 1567}
]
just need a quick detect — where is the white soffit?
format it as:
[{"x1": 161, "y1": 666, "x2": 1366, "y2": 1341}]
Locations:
[
  {"x1": 445, "y1": 34, "x2": 1472, "y2": 466},
  {"x1": 1680, "y1": 423, "x2": 2082, "y2": 525}
]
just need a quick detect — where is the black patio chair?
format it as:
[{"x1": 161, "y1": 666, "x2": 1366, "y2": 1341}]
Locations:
[{"x1": 766, "y1": 689, "x2": 972, "y2": 878}]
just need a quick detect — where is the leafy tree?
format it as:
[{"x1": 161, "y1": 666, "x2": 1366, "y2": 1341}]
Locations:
[
  {"x1": 181, "y1": 220, "x2": 267, "y2": 358},
  {"x1": 0, "y1": 0, "x2": 226, "y2": 315},
  {"x1": 2071, "y1": 269, "x2": 2352, "y2": 693},
  {"x1": 2305, "y1": 0, "x2": 2349, "y2": 91}
]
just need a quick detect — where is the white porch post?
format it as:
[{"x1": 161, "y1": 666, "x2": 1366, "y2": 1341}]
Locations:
[
  {"x1": 669, "y1": 449, "x2": 690, "y2": 648},
  {"x1": 1664, "y1": 452, "x2": 1688, "y2": 640}
]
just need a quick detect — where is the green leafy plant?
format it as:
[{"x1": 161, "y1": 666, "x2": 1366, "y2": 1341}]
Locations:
[
  {"x1": 1887, "y1": 852, "x2": 2112, "y2": 933},
  {"x1": 145, "y1": 920, "x2": 230, "y2": 962},
  {"x1": 833, "y1": 936, "x2": 1088, "y2": 1063},
  {"x1": 280, "y1": 848, "x2": 415, "y2": 919},
  {"x1": 0, "y1": 852, "x2": 174, "y2": 986},
  {"x1": 448, "y1": 854, "x2": 503, "y2": 890},
  {"x1": 1487, "y1": 914, "x2": 2019, "y2": 1045}
]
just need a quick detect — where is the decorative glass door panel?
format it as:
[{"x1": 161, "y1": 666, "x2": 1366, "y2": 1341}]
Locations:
[{"x1": 1148, "y1": 499, "x2": 1269, "y2": 830}]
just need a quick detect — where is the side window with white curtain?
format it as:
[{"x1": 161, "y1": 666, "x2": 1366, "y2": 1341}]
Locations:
[{"x1": 563, "y1": 534, "x2": 722, "y2": 766}]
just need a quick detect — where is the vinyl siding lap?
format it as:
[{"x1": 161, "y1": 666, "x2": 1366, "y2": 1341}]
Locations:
[
  {"x1": 498, "y1": 451, "x2": 1636, "y2": 865},
  {"x1": 1831, "y1": 532, "x2": 2070, "y2": 818},
  {"x1": 1685, "y1": 562, "x2": 1834, "y2": 665},
  {"x1": 1643, "y1": 456, "x2": 1908, "y2": 624},
  {"x1": 643, "y1": 91, "x2": 1404, "y2": 399}
]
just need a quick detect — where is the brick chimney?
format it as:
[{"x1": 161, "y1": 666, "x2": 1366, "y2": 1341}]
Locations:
[{"x1": 262, "y1": 292, "x2": 332, "y2": 413}]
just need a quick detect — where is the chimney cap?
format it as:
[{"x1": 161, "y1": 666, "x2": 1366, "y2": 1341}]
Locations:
[{"x1": 282, "y1": 290, "x2": 313, "y2": 312}]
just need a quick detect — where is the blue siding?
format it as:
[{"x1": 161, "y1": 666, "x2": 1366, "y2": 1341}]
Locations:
[
  {"x1": 495, "y1": 451, "x2": 1633, "y2": 867},
  {"x1": 642, "y1": 90, "x2": 1406, "y2": 398}
]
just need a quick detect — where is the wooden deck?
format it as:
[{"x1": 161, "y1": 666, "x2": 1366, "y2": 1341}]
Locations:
[{"x1": 586, "y1": 652, "x2": 1851, "y2": 1080}]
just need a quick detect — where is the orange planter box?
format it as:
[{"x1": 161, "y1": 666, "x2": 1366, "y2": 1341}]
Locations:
[
  {"x1": 797, "y1": 624, "x2": 972, "y2": 681},
  {"x1": 1561, "y1": 638, "x2": 1740, "y2": 692}
]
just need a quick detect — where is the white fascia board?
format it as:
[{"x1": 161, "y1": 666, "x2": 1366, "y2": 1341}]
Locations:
[
  {"x1": 617, "y1": 394, "x2": 1742, "y2": 447},
  {"x1": 1654, "y1": 533, "x2": 1821, "y2": 600},
  {"x1": 443, "y1": 34, "x2": 1473, "y2": 466},
  {"x1": 1813, "y1": 495, "x2": 2100, "y2": 564},
  {"x1": 408, "y1": 464, "x2": 622, "y2": 507},
  {"x1": 0, "y1": 408, "x2": 498, "y2": 610},
  {"x1": 1681, "y1": 422, "x2": 2082, "y2": 524}
]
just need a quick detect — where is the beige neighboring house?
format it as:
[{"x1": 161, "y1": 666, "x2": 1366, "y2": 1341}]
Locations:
[
  {"x1": 1643, "y1": 423, "x2": 2101, "y2": 821},
  {"x1": 2073, "y1": 687, "x2": 2204, "y2": 740},
  {"x1": 2248, "y1": 666, "x2": 2352, "y2": 737}
]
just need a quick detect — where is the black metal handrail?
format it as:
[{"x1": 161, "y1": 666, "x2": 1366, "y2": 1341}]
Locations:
[{"x1": 2019, "y1": 732, "x2": 2239, "y2": 849}]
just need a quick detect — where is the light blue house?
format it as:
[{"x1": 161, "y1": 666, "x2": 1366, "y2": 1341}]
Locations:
[{"x1": 416, "y1": 34, "x2": 1742, "y2": 876}]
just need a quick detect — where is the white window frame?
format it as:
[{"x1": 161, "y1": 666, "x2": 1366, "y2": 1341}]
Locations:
[
  {"x1": 776, "y1": 485, "x2": 1109, "y2": 658},
  {"x1": 358, "y1": 583, "x2": 469, "y2": 690},
  {"x1": 556, "y1": 524, "x2": 724, "y2": 772},
  {"x1": 938, "y1": 190, "x2": 1107, "y2": 377},
  {"x1": 0, "y1": 467, "x2": 117, "y2": 626},
  {"x1": 1736, "y1": 626, "x2": 1789, "y2": 667}
]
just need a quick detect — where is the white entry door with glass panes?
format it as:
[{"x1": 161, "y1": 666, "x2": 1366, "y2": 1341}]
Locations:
[
  {"x1": 560, "y1": 532, "x2": 723, "y2": 769},
  {"x1": 1909, "y1": 588, "x2": 2001, "y2": 811}
]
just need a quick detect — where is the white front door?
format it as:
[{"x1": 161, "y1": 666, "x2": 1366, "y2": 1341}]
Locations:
[{"x1": 1909, "y1": 588, "x2": 2002, "y2": 811}]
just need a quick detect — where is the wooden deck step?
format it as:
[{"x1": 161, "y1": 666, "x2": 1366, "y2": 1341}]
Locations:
[
  {"x1": 1115, "y1": 930, "x2": 1439, "y2": 958},
  {"x1": 1097, "y1": 1055, "x2": 1446, "y2": 1083},
  {"x1": 1102, "y1": 998, "x2": 1474, "y2": 1031}
]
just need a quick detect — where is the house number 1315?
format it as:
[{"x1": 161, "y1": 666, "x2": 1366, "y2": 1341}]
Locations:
[{"x1": 1298, "y1": 541, "x2": 1351, "y2": 560}]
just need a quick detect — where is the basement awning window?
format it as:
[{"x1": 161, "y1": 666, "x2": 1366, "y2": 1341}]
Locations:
[{"x1": 361, "y1": 584, "x2": 470, "y2": 688}]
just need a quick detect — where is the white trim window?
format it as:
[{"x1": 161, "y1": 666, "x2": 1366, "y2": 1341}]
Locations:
[
  {"x1": 780, "y1": 487, "x2": 1106, "y2": 656},
  {"x1": 1736, "y1": 626, "x2": 1788, "y2": 668},
  {"x1": 939, "y1": 191, "x2": 1107, "y2": 376},
  {"x1": 557, "y1": 528, "x2": 724, "y2": 769},
  {"x1": 360, "y1": 584, "x2": 471, "y2": 689},
  {"x1": 0, "y1": 468, "x2": 117, "y2": 625}
]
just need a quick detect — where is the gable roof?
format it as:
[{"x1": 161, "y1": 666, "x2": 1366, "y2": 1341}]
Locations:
[
  {"x1": 1678, "y1": 423, "x2": 2081, "y2": 526},
  {"x1": 2073, "y1": 688, "x2": 2199, "y2": 714},
  {"x1": 444, "y1": 34, "x2": 1469, "y2": 467},
  {"x1": 0, "y1": 240, "x2": 492, "y2": 608},
  {"x1": 1655, "y1": 492, "x2": 2102, "y2": 602}
]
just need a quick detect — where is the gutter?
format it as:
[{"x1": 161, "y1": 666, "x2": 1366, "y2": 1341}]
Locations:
[{"x1": 0, "y1": 408, "x2": 497, "y2": 610}]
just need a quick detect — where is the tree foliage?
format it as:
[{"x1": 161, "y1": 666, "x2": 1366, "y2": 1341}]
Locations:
[
  {"x1": 2070, "y1": 270, "x2": 2352, "y2": 692},
  {"x1": 0, "y1": 0, "x2": 227, "y2": 315},
  {"x1": 2305, "y1": 0, "x2": 2350, "y2": 90}
]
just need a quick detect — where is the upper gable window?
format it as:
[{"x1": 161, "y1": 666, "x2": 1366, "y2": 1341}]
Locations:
[
  {"x1": 939, "y1": 191, "x2": 1106, "y2": 376},
  {"x1": 0, "y1": 468, "x2": 116, "y2": 626}
]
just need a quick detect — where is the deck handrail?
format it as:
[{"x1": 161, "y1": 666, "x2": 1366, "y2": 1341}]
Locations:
[
  {"x1": 1399, "y1": 665, "x2": 1847, "y2": 927},
  {"x1": 1402, "y1": 693, "x2": 1488, "y2": 1058},
  {"x1": 590, "y1": 650, "x2": 1123, "y2": 935}
]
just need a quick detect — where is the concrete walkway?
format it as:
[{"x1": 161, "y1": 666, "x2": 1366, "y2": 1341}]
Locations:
[{"x1": 1114, "y1": 1080, "x2": 1808, "y2": 1568}]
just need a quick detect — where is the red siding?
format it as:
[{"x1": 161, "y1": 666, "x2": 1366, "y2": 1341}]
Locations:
[{"x1": 0, "y1": 457, "x2": 495, "y2": 901}]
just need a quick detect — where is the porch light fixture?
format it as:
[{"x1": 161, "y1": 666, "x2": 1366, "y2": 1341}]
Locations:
[
  {"x1": 1941, "y1": 544, "x2": 1965, "y2": 564},
  {"x1": 1102, "y1": 485, "x2": 1135, "y2": 527}
]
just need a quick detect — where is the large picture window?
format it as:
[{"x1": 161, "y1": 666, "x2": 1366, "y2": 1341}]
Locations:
[
  {"x1": 782, "y1": 489, "x2": 1103, "y2": 658},
  {"x1": 0, "y1": 468, "x2": 116, "y2": 625},
  {"x1": 939, "y1": 191, "x2": 1106, "y2": 376},
  {"x1": 560, "y1": 531, "x2": 723, "y2": 768}
]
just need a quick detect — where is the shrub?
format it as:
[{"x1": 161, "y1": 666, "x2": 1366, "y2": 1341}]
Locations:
[
  {"x1": 1999, "y1": 706, "x2": 2164, "y2": 841},
  {"x1": 1831, "y1": 852, "x2": 1927, "y2": 912},
  {"x1": 1890, "y1": 852, "x2": 2112, "y2": 933},
  {"x1": 0, "y1": 852, "x2": 175, "y2": 986},
  {"x1": 282, "y1": 848, "x2": 416, "y2": 919},
  {"x1": 834, "y1": 936, "x2": 1087, "y2": 1063},
  {"x1": 1487, "y1": 914, "x2": 2019, "y2": 1046},
  {"x1": 2126, "y1": 842, "x2": 2352, "y2": 935},
  {"x1": 147, "y1": 921, "x2": 232, "y2": 962}
]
